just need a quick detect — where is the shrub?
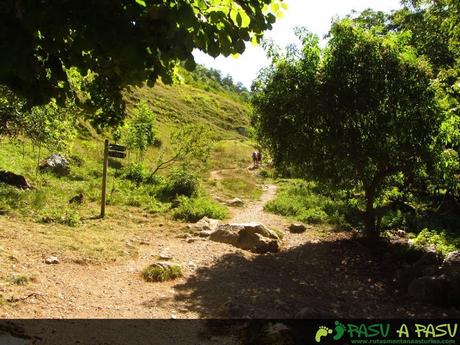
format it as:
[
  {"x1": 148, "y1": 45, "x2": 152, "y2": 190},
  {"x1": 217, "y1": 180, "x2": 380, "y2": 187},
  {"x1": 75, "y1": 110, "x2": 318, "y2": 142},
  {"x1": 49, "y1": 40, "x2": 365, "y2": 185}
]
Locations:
[
  {"x1": 264, "y1": 179, "x2": 357, "y2": 228},
  {"x1": 173, "y1": 196, "x2": 228, "y2": 222},
  {"x1": 122, "y1": 162, "x2": 149, "y2": 185},
  {"x1": 299, "y1": 207, "x2": 329, "y2": 224},
  {"x1": 412, "y1": 228, "x2": 460, "y2": 256},
  {"x1": 10, "y1": 274, "x2": 30, "y2": 286},
  {"x1": 159, "y1": 168, "x2": 199, "y2": 200},
  {"x1": 142, "y1": 263, "x2": 182, "y2": 282}
]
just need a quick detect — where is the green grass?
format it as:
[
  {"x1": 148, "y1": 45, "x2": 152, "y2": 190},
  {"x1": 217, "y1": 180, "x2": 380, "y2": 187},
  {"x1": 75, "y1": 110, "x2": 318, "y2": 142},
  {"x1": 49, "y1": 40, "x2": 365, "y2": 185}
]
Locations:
[
  {"x1": 9, "y1": 274, "x2": 30, "y2": 286},
  {"x1": 142, "y1": 262, "x2": 182, "y2": 282},
  {"x1": 208, "y1": 140, "x2": 255, "y2": 170},
  {"x1": 219, "y1": 176, "x2": 262, "y2": 200},
  {"x1": 126, "y1": 81, "x2": 250, "y2": 141},
  {"x1": 173, "y1": 196, "x2": 228, "y2": 222},
  {"x1": 0, "y1": 71, "x2": 254, "y2": 266},
  {"x1": 264, "y1": 179, "x2": 354, "y2": 229}
]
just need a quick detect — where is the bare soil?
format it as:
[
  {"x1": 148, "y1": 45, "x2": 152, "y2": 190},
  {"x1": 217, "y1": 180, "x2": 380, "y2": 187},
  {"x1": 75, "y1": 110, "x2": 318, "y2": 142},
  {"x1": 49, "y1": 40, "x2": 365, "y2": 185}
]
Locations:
[{"x1": 0, "y1": 171, "x2": 458, "y2": 321}]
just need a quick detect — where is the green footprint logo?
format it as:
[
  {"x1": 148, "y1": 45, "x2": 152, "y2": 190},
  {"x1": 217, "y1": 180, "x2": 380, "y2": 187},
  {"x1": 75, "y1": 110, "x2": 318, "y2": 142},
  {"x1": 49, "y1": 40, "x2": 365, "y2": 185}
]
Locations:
[
  {"x1": 315, "y1": 326, "x2": 333, "y2": 343},
  {"x1": 333, "y1": 321, "x2": 346, "y2": 341}
]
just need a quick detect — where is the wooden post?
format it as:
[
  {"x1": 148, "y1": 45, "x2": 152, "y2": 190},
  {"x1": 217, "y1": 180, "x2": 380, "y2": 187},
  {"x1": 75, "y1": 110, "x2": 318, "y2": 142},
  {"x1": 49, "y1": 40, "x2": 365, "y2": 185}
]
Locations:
[{"x1": 100, "y1": 139, "x2": 109, "y2": 218}]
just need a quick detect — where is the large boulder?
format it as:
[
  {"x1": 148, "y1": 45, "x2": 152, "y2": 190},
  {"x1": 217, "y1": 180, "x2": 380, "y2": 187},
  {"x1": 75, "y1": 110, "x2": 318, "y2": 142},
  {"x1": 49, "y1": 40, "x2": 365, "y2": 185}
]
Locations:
[
  {"x1": 210, "y1": 223, "x2": 281, "y2": 254},
  {"x1": 408, "y1": 274, "x2": 460, "y2": 305},
  {"x1": 39, "y1": 154, "x2": 70, "y2": 176},
  {"x1": 209, "y1": 224, "x2": 240, "y2": 246},
  {"x1": 0, "y1": 170, "x2": 31, "y2": 189},
  {"x1": 442, "y1": 251, "x2": 460, "y2": 279},
  {"x1": 238, "y1": 231, "x2": 281, "y2": 254}
]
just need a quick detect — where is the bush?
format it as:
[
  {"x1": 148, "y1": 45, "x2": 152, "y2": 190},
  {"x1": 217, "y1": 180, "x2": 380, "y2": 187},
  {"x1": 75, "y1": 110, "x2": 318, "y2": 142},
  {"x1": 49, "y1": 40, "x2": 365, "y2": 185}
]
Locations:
[
  {"x1": 173, "y1": 196, "x2": 228, "y2": 222},
  {"x1": 122, "y1": 162, "x2": 149, "y2": 185},
  {"x1": 159, "y1": 168, "x2": 199, "y2": 200},
  {"x1": 412, "y1": 228, "x2": 460, "y2": 255},
  {"x1": 299, "y1": 207, "x2": 328, "y2": 224}
]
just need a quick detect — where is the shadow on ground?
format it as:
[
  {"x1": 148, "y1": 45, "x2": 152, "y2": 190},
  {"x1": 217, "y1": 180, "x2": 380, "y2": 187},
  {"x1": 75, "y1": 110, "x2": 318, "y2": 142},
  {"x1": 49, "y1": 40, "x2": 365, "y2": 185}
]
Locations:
[{"x1": 174, "y1": 236, "x2": 460, "y2": 318}]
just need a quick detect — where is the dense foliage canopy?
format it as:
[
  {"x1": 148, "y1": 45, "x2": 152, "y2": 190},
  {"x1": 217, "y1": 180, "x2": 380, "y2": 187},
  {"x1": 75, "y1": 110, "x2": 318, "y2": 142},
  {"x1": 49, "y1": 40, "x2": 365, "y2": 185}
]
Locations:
[
  {"x1": 0, "y1": 0, "x2": 284, "y2": 125},
  {"x1": 252, "y1": 20, "x2": 440, "y2": 236}
]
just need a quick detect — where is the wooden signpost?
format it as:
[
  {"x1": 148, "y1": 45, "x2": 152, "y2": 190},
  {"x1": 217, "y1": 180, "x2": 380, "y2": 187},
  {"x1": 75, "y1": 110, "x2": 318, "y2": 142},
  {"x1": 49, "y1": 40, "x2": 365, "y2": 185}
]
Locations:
[{"x1": 100, "y1": 140, "x2": 126, "y2": 218}]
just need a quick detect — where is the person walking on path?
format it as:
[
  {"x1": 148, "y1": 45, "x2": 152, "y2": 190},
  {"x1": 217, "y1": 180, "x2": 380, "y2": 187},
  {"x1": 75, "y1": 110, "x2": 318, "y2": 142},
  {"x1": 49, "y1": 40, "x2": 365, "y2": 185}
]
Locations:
[
  {"x1": 257, "y1": 151, "x2": 262, "y2": 167},
  {"x1": 252, "y1": 150, "x2": 259, "y2": 168}
]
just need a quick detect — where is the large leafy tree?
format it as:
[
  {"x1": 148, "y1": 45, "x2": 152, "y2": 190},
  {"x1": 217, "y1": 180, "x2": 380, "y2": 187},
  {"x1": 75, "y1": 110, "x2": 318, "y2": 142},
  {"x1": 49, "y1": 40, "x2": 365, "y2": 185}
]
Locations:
[
  {"x1": 391, "y1": 0, "x2": 460, "y2": 203},
  {"x1": 252, "y1": 20, "x2": 440, "y2": 237},
  {"x1": 0, "y1": 0, "x2": 284, "y2": 126}
]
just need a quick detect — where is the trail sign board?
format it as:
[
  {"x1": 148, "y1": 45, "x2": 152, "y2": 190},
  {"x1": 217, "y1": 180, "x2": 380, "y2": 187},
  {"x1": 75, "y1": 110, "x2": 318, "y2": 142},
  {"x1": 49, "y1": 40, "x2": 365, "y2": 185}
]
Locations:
[
  {"x1": 108, "y1": 150, "x2": 127, "y2": 159},
  {"x1": 108, "y1": 144, "x2": 126, "y2": 152}
]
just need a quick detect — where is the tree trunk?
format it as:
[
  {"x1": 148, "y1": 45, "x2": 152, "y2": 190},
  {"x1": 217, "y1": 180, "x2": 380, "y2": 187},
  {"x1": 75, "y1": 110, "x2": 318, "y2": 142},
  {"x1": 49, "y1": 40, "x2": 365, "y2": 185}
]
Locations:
[{"x1": 364, "y1": 188, "x2": 379, "y2": 238}]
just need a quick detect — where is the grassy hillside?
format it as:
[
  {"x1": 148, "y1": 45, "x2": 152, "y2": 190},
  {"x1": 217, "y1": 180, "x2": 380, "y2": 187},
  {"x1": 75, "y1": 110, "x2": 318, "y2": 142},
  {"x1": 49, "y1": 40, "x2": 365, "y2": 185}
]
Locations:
[
  {"x1": 0, "y1": 67, "x2": 260, "y2": 265},
  {"x1": 126, "y1": 81, "x2": 250, "y2": 140}
]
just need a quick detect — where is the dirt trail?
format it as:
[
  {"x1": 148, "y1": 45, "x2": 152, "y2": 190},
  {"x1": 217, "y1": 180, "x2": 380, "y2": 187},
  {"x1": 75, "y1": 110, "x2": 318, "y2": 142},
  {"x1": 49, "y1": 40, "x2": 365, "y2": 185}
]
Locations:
[
  {"x1": 1, "y1": 170, "x2": 299, "y2": 319},
  {"x1": 1, "y1": 169, "x2": 456, "y2": 321}
]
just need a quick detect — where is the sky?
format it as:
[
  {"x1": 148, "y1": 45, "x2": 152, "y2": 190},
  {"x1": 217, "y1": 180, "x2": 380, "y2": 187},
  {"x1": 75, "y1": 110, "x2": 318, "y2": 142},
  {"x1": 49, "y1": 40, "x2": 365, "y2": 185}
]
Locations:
[{"x1": 193, "y1": 0, "x2": 402, "y2": 89}]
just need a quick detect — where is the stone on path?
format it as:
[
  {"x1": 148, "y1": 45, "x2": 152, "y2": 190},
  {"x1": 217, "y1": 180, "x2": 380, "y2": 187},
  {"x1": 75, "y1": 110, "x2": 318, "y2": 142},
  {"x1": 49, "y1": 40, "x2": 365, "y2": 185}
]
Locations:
[
  {"x1": 288, "y1": 223, "x2": 306, "y2": 234},
  {"x1": 226, "y1": 198, "x2": 244, "y2": 207},
  {"x1": 209, "y1": 223, "x2": 281, "y2": 254},
  {"x1": 45, "y1": 256, "x2": 60, "y2": 264}
]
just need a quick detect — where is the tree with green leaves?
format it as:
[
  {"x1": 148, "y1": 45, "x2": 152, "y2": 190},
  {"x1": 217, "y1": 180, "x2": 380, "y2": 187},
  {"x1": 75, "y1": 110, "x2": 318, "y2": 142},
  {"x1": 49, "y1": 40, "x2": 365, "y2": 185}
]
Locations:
[
  {"x1": 0, "y1": 0, "x2": 286, "y2": 126},
  {"x1": 390, "y1": 0, "x2": 460, "y2": 204},
  {"x1": 124, "y1": 100, "x2": 158, "y2": 161},
  {"x1": 151, "y1": 124, "x2": 212, "y2": 175},
  {"x1": 252, "y1": 20, "x2": 440, "y2": 237}
]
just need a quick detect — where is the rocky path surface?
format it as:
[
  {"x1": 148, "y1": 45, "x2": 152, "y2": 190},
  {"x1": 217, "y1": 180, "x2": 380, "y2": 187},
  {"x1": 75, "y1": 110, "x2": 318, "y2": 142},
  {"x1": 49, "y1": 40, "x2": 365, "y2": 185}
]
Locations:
[{"x1": 1, "y1": 169, "x2": 457, "y2": 324}]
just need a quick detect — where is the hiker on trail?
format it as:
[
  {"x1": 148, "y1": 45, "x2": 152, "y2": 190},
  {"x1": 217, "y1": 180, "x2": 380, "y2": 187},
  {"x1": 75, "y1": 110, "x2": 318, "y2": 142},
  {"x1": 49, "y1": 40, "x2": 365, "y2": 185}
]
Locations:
[
  {"x1": 252, "y1": 151, "x2": 259, "y2": 168},
  {"x1": 257, "y1": 151, "x2": 262, "y2": 167}
]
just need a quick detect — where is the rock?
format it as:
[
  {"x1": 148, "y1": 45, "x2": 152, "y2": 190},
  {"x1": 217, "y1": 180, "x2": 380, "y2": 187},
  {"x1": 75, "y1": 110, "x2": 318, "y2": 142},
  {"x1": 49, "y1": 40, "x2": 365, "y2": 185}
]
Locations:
[
  {"x1": 143, "y1": 261, "x2": 182, "y2": 282},
  {"x1": 39, "y1": 154, "x2": 70, "y2": 176},
  {"x1": 408, "y1": 274, "x2": 458, "y2": 304},
  {"x1": 294, "y1": 307, "x2": 336, "y2": 319},
  {"x1": 69, "y1": 192, "x2": 84, "y2": 205},
  {"x1": 288, "y1": 223, "x2": 306, "y2": 234},
  {"x1": 236, "y1": 223, "x2": 280, "y2": 240},
  {"x1": 209, "y1": 225, "x2": 240, "y2": 246},
  {"x1": 442, "y1": 251, "x2": 460, "y2": 278},
  {"x1": 210, "y1": 223, "x2": 281, "y2": 254},
  {"x1": 252, "y1": 323, "x2": 296, "y2": 345},
  {"x1": 411, "y1": 250, "x2": 440, "y2": 275},
  {"x1": 396, "y1": 229, "x2": 407, "y2": 238},
  {"x1": 238, "y1": 229, "x2": 281, "y2": 254},
  {"x1": 0, "y1": 170, "x2": 31, "y2": 189},
  {"x1": 218, "y1": 301, "x2": 246, "y2": 317},
  {"x1": 226, "y1": 198, "x2": 244, "y2": 207},
  {"x1": 198, "y1": 230, "x2": 214, "y2": 237},
  {"x1": 189, "y1": 217, "x2": 221, "y2": 234},
  {"x1": 235, "y1": 127, "x2": 248, "y2": 136},
  {"x1": 45, "y1": 256, "x2": 60, "y2": 264},
  {"x1": 159, "y1": 253, "x2": 172, "y2": 260}
]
